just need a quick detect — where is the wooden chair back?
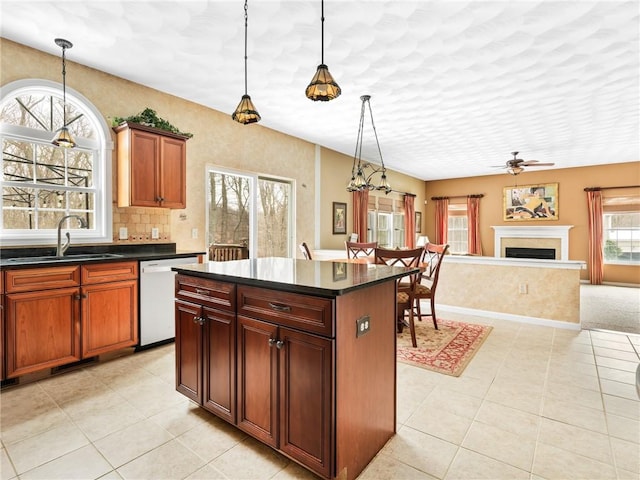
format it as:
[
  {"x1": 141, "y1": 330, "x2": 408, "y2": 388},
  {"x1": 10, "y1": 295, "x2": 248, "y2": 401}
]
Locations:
[
  {"x1": 374, "y1": 247, "x2": 424, "y2": 347},
  {"x1": 421, "y1": 243, "x2": 449, "y2": 288},
  {"x1": 299, "y1": 242, "x2": 312, "y2": 260},
  {"x1": 346, "y1": 241, "x2": 378, "y2": 259}
]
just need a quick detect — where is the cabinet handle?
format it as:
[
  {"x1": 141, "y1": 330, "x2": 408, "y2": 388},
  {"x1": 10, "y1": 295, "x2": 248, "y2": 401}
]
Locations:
[
  {"x1": 195, "y1": 288, "x2": 210, "y2": 296},
  {"x1": 268, "y1": 302, "x2": 291, "y2": 312},
  {"x1": 193, "y1": 315, "x2": 205, "y2": 325},
  {"x1": 268, "y1": 338, "x2": 277, "y2": 347},
  {"x1": 157, "y1": 196, "x2": 165, "y2": 202},
  {"x1": 74, "y1": 293, "x2": 87, "y2": 300},
  {"x1": 275, "y1": 340, "x2": 284, "y2": 349}
]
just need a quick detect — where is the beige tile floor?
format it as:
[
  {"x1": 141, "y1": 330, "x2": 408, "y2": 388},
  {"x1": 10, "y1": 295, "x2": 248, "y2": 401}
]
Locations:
[{"x1": 1, "y1": 311, "x2": 639, "y2": 480}]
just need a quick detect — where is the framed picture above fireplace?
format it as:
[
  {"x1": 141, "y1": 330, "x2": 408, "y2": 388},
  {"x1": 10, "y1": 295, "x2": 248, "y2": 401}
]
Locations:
[{"x1": 504, "y1": 183, "x2": 558, "y2": 221}]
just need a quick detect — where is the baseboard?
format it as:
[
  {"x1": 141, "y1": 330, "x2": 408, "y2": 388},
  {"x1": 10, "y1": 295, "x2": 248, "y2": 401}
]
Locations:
[{"x1": 437, "y1": 304, "x2": 582, "y2": 331}]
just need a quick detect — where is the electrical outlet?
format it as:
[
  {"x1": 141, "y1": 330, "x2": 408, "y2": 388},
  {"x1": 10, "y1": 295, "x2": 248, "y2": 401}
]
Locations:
[
  {"x1": 519, "y1": 283, "x2": 528, "y2": 294},
  {"x1": 151, "y1": 227, "x2": 159, "y2": 239},
  {"x1": 191, "y1": 228, "x2": 198, "y2": 239},
  {"x1": 119, "y1": 227, "x2": 128, "y2": 240},
  {"x1": 356, "y1": 315, "x2": 371, "y2": 338}
]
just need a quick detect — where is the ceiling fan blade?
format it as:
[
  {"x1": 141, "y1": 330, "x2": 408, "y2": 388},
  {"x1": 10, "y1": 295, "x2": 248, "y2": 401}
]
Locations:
[
  {"x1": 519, "y1": 160, "x2": 540, "y2": 165},
  {"x1": 525, "y1": 162, "x2": 555, "y2": 167}
]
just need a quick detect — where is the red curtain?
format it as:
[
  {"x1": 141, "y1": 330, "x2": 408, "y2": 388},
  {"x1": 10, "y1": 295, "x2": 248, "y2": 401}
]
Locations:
[
  {"x1": 404, "y1": 195, "x2": 415, "y2": 248},
  {"x1": 467, "y1": 196, "x2": 482, "y2": 255},
  {"x1": 353, "y1": 190, "x2": 369, "y2": 241},
  {"x1": 587, "y1": 190, "x2": 604, "y2": 284},
  {"x1": 434, "y1": 198, "x2": 449, "y2": 244}
]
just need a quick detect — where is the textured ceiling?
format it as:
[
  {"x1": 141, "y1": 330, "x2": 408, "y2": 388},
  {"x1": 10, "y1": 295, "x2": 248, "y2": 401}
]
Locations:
[{"x1": 1, "y1": 1, "x2": 638, "y2": 181}]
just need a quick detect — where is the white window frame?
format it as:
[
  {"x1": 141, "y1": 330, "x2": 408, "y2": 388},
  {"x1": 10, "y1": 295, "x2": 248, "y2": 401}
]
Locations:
[
  {"x1": 0, "y1": 79, "x2": 113, "y2": 245},
  {"x1": 205, "y1": 165, "x2": 295, "y2": 258},
  {"x1": 602, "y1": 211, "x2": 640, "y2": 265},
  {"x1": 447, "y1": 203, "x2": 468, "y2": 254}
]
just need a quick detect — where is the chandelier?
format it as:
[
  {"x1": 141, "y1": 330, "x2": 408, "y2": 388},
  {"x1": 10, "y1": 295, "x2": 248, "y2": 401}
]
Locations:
[{"x1": 346, "y1": 95, "x2": 391, "y2": 194}]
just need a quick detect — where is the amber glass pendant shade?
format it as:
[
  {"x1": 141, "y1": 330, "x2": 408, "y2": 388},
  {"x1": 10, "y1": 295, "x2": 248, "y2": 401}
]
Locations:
[
  {"x1": 232, "y1": 94, "x2": 261, "y2": 125},
  {"x1": 52, "y1": 126, "x2": 76, "y2": 148},
  {"x1": 305, "y1": 64, "x2": 341, "y2": 101}
]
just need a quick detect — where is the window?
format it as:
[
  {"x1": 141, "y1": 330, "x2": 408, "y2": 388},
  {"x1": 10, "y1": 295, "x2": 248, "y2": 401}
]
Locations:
[
  {"x1": 0, "y1": 80, "x2": 112, "y2": 245},
  {"x1": 206, "y1": 167, "x2": 293, "y2": 258},
  {"x1": 603, "y1": 212, "x2": 640, "y2": 264},
  {"x1": 447, "y1": 203, "x2": 468, "y2": 254},
  {"x1": 366, "y1": 195, "x2": 404, "y2": 248}
]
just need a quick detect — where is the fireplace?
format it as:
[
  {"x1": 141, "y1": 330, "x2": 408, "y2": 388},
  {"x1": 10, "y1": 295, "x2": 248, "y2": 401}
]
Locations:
[
  {"x1": 492, "y1": 226, "x2": 573, "y2": 261},
  {"x1": 505, "y1": 247, "x2": 556, "y2": 260}
]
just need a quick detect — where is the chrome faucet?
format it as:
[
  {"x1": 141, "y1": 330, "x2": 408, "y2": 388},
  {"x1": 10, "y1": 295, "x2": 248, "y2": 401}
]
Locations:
[{"x1": 56, "y1": 215, "x2": 88, "y2": 257}]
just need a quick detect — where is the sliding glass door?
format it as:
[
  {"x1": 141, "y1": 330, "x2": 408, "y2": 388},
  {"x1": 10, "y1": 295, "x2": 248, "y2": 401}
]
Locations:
[{"x1": 207, "y1": 168, "x2": 293, "y2": 258}]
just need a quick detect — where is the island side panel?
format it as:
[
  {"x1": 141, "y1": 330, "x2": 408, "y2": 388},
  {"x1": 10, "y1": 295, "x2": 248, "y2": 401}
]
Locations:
[{"x1": 334, "y1": 280, "x2": 397, "y2": 480}]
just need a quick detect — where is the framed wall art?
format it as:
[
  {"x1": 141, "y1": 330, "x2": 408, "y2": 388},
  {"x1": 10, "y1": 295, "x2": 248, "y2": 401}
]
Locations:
[
  {"x1": 504, "y1": 183, "x2": 559, "y2": 221},
  {"x1": 332, "y1": 202, "x2": 347, "y2": 234},
  {"x1": 415, "y1": 211, "x2": 422, "y2": 233}
]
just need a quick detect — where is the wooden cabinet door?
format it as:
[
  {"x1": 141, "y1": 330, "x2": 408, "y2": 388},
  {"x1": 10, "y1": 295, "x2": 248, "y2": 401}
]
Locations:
[
  {"x1": 81, "y1": 280, "x2": 138, "y2": 357},
  {"x1": 130, "y1": 129, "x2": 160, "y2": 207},
  {"x1": 278, "y1": 327, "x2": 333, "y2": 478},
  {"x1": 237, "y1": 315, "x2": 278, "y2": 448},
  {"x1": 202, "y1": 306, "x2": 236, "y2": 423},
  {"x1": 159, "y1": 136, "x2": 186, "y2": 208},
  {"x1": 5, "y1": 287, "x2": 81, "y2": 378},
  {"x1": 175, "y1": 299, "x2": 203, "y2": 403}
]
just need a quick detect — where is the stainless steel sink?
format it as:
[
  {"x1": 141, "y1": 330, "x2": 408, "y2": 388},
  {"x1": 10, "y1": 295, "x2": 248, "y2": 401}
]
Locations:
[{"x1": 3, "y1": 253, "x2": 124, "y2": 264}]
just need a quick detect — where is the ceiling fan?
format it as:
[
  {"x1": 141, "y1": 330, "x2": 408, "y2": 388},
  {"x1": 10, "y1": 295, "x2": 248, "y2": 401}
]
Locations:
[{"x1": 494, "y1": 151, "x2": 555, "y2": 175}]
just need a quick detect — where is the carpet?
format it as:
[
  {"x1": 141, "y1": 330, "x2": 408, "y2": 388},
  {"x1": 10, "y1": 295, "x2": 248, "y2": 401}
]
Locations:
[{"x1": 396, "y1": 319, "x2": 493, "y2": 377}]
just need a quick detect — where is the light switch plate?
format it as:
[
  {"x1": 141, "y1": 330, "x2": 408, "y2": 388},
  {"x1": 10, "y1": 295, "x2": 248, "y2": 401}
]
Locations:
[{"x1": 119, "y1": 227, "x2": 128, "y2": 240}]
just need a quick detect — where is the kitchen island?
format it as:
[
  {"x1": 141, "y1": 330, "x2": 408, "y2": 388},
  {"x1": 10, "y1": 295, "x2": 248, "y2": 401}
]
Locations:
[{"x1": 172, "y1": 257, "x2": 416, "y2": 480}]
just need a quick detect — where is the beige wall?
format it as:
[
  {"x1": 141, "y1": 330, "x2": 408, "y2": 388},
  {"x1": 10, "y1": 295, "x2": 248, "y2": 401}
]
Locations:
[{"x1": 424, "y1": 162, "x2": 640, "y2": 284}]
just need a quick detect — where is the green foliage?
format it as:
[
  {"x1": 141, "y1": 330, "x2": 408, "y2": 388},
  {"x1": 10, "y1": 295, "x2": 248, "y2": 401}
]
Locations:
[
  {"x1": 604, "y1": 239, "x2": 622, "y2": 260},
  {"x1": 112, "y1": 108, "x2": 193, "y2": 138}
]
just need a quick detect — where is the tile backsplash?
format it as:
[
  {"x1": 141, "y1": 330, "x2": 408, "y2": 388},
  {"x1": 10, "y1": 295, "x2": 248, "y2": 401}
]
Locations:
[{"x1": 112, "y1": 205, "x2": 171, "y2": 243}]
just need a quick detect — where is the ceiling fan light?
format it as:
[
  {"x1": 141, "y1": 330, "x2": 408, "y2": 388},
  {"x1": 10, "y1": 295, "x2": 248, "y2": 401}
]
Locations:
[
  {"x1": 232, "y1": 95, "x2": 261, "y2": 125},
  {"x1": 51, "y1": 126, "x2": 76, "y2": 148},
  {"x1": 507, "y1": 166, "x2": 524, "y2": 176},
  {"x1": 305, "y1": 64, "x2": 341, "y2": 101}
]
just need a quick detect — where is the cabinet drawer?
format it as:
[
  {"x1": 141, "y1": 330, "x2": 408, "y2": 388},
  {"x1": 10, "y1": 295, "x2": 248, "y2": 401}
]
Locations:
[
  {"x1": 237, "y1": 286, "x2": 334, "y2": 337},
  {"x1": 5, "y1": 266, "x2": 80, "y2": 293},
  {"x1": 82, "y1": 261, "x2": 138, "y2": 284},
  {"x1": 176, "y1": 274, "x2": 235, "y2": 312}
]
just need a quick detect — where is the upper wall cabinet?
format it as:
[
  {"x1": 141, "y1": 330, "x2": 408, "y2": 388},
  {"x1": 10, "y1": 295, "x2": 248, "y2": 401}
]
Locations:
[{"x1": 114, "y1": 122, "x2": 189, "y2": 209}]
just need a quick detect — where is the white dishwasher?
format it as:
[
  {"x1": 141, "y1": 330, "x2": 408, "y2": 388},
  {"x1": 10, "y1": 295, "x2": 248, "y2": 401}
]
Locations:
[{"x1": 139, "y1": 256, "x2": 199, "y2": 347}]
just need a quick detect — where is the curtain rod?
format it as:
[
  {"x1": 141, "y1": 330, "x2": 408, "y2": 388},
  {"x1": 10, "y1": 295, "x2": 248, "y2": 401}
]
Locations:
[
  {"x1": 584, "y1": 185, "x2": 640, "y2": 192},
  {"x1": 430, "y1": 194, "x2": 484, "y2": 200}
]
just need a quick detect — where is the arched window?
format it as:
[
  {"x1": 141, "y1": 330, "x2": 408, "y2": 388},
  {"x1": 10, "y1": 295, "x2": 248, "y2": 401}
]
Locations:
[{"x1": 0, "y1": 79, "x2": 113, "y2": 245}]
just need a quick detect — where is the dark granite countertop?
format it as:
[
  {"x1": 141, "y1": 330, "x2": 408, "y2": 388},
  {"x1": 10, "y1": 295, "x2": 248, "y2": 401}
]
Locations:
[
  {"x1": 173, "y1": 257, "x2": 417, "y2": 297},
  {"x1": 0, "y1": 243, "x2": 206, "y2": 268}
]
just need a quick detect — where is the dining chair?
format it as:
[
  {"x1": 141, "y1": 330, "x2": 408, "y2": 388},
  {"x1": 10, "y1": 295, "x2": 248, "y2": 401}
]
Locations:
[
  {"x1": 346, "y1": 241, "x2": 378, "y2": 259},
  {"x1": 299, "y1": 242, "x2": 312, "y2": 260},
  {"x1": 412, "y1": 243, "x2": 449, "y2": 330},
  {"x1": 374, "y1": 247, "x2": 423, "y2": 347}
]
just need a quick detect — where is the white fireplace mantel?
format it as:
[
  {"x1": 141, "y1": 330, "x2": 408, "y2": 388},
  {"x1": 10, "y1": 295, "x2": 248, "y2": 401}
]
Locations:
[{"x1": 492, "y1": 225, "x2": 574, "y2": 260}]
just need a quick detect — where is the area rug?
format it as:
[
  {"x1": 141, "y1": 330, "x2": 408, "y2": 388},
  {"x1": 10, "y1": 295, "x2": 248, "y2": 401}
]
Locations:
[{"x1": 396, "y1": 319, "x2": 492, "y2": 377}]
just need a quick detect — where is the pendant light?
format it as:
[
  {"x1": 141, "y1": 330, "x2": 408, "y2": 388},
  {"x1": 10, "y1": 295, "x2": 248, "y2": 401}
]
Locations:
[
  {"x1": 346, "y1": 95, "x2": 391, "y2": 194},
  {"x1": 51, "y1": 38, "x2": 76, "y2": 148},
  {"x1": 232, "y1": 0, "x2": 261, "y2": 124},
  {"x1": 305, "y1": 0, "x2": 341, "y2": 101}
]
